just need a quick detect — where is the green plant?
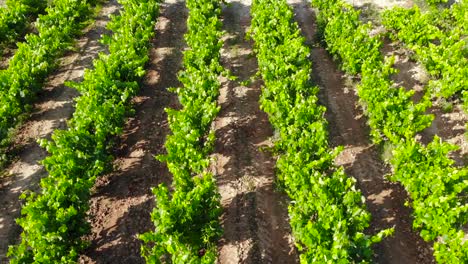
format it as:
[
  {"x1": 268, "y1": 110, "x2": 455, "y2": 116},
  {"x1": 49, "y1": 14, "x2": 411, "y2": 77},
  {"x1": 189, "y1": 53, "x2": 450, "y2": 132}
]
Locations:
[
  {"x1": 7, "y1": 0, "x2": 161, "y2": 262},
  {"x1": 250, "y1": 0, "x2": 392, "y2": 262},
  {"x1": 139, "y1": 0, "x2": 224, "y2": 263},
  {"x1": 382, "y1": 2, "x2": 468, "y2": 125},
  {"x1": 0, "y1": 0, "x2": 48, "y2": 45},
  {"x1": 313, "y1": 0, "x2": 468, "y2": 262},
  {"x1": 0, "y1": 0, "x2": 96, "y2": 165}
]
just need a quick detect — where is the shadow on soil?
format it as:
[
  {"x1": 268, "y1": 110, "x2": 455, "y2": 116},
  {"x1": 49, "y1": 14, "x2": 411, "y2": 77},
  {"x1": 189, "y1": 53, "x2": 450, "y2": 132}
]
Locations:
[
  {"x1": 292, "y1": 1, "x2": 435, "y2": 263},
  {"x1": 0, "y1": 1, "x2": 121, "y2": 261},
  {"x1": 216, "y1": 2, "x2": 298, "y2": 263},
  {"x1": 80, "y1": 1, "x2": 186, "y2": 263}
]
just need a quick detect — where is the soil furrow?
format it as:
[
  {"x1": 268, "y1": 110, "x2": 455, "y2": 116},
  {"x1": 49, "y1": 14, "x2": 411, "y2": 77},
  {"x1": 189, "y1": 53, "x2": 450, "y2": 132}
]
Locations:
[
  {"x1": 0, "y1": 1, "x2": 119, "y2": 261},
  {"x1": 347, "y1": 0, "x2": 468, "y2": 165},
  {"x1": 78, "y1": 1, "x2": 185, "y2": 263},
  {"x1": 289, "y1": 1, "x2": 435, "y2": 263},
  {"x1": 423, "y1": 104, "x2": 468, "y2": 166},
  {"x1": 382, "y1": 39, "x2": 468, "y2": 166},
  {"x1": 0, "y1": 48, "x2": 14, "y2": 70},
  {"x1": 215, "y1": 1, "x2": 298, "y2": 263},
  {"x1": 343, "y1": 0, "x2": 413, "y2": 9}
]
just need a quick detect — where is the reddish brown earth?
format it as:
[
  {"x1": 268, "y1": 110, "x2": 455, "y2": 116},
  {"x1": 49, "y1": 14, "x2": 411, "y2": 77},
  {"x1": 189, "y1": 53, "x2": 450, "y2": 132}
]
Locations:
[
  {"x1": 381, "y1": 40, "x2": 468, "y2": 167},
  {"x1": 424, "y1": 104, "x2": 468, "y2": 166},
  {"x1": 214, "y1": 1, "x2": 298, "y2": 263},
  {"x1": 290, "y1": 0, "x2": 435, "y2": 263},
  {"x1": 344, "y1": 0, "x2": 413, "y2": 8},
  {"x1": 0, "y1": 0, "x2": 464, "y2": 263},
  {"x1": 79, "y1": 1, "x2": 298, "y2": 263},
  {"x1": 78, "y1": 1, "x2": 184, "y2": 263},
  {"x1": 0, "y1": 48, "x2": 14, "y2": 70},
  {"x1": 0, "y1": 1, "x2": 119, "y2": 262}
]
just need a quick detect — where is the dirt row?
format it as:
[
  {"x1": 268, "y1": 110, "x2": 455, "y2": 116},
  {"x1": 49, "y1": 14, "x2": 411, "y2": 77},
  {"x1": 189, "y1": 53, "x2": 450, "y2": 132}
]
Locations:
[
  {"x1": 292, "y1": 1, "x2": 435, "y2": 263},
  {"x1": 349, "y1": 0, "x2": 468, "y2": 165},
  {"x1": 79, "y1": 0, "x2": 433, "y2": 262},
  {"x1": 0, "y1": 0, "x2": 120, "y2": 261},
  {"x1": 79, "y1": 0, "x2": 184, "y2": 261},
  {"x1": 0, "y1": 0, "x2": 464, "y2": 263},
  {"x1": 215, "y1": 1, "x2": 297, "y2": 263},
  {"x1": 382, "y1": 40, "x2": 468, "y2": 165}
]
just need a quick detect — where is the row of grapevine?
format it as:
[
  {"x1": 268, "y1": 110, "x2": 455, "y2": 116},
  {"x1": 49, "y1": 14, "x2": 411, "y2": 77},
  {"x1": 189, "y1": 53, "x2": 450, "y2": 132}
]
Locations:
[
  {"x1": 0, "y1": 0, "x2": 47, "y2": 45},
  {"x1": 0, "y1": 0, "x2": 96, "y2": 163},
  {"x1": 381, "y1": 1, "x2": 468, "y2": 126},
  {"x1": 138, "y1": 0, "x2": 224, "y2": 262},
  {"x1": 425, "y1": 0, "x2": 449, "y2": 6},
  {"x1": 249, "y1": 0, "x2": 391, "y2": 262},
  {"x1": 313, "y1": 0, "x2": 433, "y2": 144},
  {"x1": 312, "y1": 0, "x2": 468, "y2": 262},
  {"x1": 8, "y1": 0, "x2": 161, "y2": 262}
]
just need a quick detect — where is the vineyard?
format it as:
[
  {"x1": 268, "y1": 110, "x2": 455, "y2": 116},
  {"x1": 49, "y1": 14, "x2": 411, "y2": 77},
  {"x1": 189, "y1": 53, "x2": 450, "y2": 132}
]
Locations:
[{"x1": 0, "y1": 0, "x2": 466, "y2": 263}]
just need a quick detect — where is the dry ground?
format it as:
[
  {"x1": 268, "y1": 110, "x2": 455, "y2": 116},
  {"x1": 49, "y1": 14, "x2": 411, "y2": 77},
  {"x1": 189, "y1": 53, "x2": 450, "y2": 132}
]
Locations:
[
  {"x1": 0, "y1": 0, "x2": 120, "y2": 261},
  {"x1": 0, "y1": 0, "x2": 464, "y2": 263},
  {"x1": 79, "y1": 0, "x2": 184, "y2": 262}
]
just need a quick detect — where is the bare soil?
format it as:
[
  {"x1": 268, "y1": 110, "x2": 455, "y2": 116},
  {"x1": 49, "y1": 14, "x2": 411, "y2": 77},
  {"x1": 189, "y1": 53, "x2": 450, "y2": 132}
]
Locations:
[
  {"x1": 0, "y1": 48, "x2": 14, "y2": 70},
  {"x1": 0, "y1": 0, "x2": 464, "y2": 263},
  {"x1": 382, "y1": 41, "x2": 468, "y2": 166},
  {"x1": 78, "y1": 1, "x2": 184, "y2": 263},
  {"x1": 214, "y1": 1, "x2": 298, "y2": 264},
  {"x1": 290, "y1": 0, "x2": 435, "y2": 263},
  {"x1": 0, "y1": 1, "x2": 119, "y2": 262},
  {"x1": 344, "y1": 0, "x2": 413, "y2": 8},
  {"x1": 424, "y1": 103, "x2": 468, "y2": 166}
]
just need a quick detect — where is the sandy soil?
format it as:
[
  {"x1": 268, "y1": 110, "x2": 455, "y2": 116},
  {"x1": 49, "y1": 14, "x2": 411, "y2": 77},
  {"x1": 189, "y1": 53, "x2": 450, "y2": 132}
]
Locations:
[
  {"x1": 0, "y1": 0, "x2": 464, "y2": 263},
  {"x1": 424, "y1": 104, "x2": 468, "y2": 166},
  {"x1": 344, "y1": 0, "x2": 413, "y2": 8},
  {"x1": 375, "y1": 8, "x2": 468, "y2": 166},
  {"x1": 0, "y1": 48, "x2": 14, "y2": 70},
  {"x1": 290, "y1": 0, "x2": 435, "y2": 263},
  {"x1": 0, "y1": 1, "x2": 119, "y2": 262},
  {"x1": 214, "y1": 1, "x2": 298, "y2": 263},
  {"x1": 78, "y1": 1, "x2": 184, "y2": 263},
  {"x1": 382, "y1": 41, "x2": 468, "y2": 166}
]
